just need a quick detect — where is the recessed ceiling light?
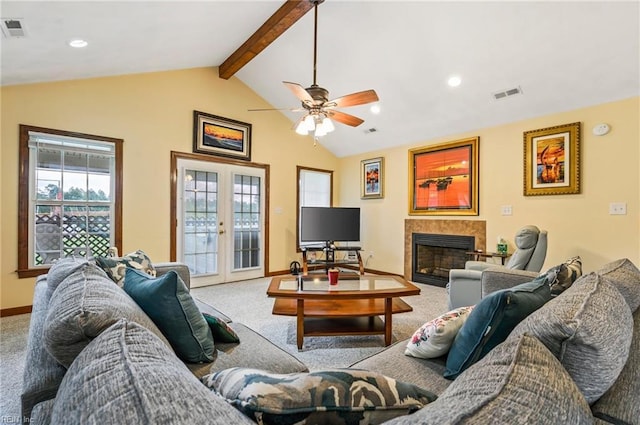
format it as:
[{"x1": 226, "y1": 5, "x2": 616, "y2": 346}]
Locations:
[
  {"x1": 370, "y1": 104, "x2": 381, "y2": 114},
  {"x1": 68, "y1": 39, "x2": 88, "y2": 48},
  {"x1": 447, "y1": 75, "x2": 462, "y2": 87}
]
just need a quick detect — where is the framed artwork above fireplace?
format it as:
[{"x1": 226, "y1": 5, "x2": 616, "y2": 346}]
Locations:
[{"x1": 408, "y1": 136, "x2": 479, "y2": 215}]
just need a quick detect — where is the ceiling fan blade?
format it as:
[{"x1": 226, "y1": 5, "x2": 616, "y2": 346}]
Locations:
[
  {"x1": 283, "y1": 81, "x2": 314, "y2": 103},
  {"x1": 327, "y1": 110, "x2": 364, "y2": 127},
  {"x1": 248, "y1": 107, "x2": 303, "y2": 112},
  {"x1": 329, "y1": 89, "x2": 379, "y2": 108}
]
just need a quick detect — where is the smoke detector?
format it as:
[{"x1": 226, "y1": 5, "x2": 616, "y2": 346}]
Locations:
[
  {"x1": 364, "y1": 127, "x2": 378, "y2": 134},
  {"x1": 1, "y1": 18, "x2": 27, "y2": 38},
  {"x1": 492, "y1": 86, "x2": 523, "y2": 101}
]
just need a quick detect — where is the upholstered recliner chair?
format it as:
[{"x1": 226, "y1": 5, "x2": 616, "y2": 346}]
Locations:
[{"x1": 447, "y1": 225, "x2": 548, "y2": 309}]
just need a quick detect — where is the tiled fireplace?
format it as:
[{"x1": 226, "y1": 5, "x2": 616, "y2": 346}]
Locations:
[
  {"x1": 412, "y1": 233, "x2": 475, "y2": 287},
  {"x1": 404, "y1": 219, "x2": 486, "y2": 286}
]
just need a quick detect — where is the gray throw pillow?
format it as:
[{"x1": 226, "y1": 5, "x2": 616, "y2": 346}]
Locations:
[
  {"x1": 591, "y1": 307, "x2": 640, "y2": 424},
  {"x1": 46, "y1": 257, "x2": 94, "y2": 292},
  {"x1": 510, "y1": 273, "x2": 633, "y2": 403},
  {"x1": 595, "y1": 258, "x2": 640, "y2": 312},
  {"x1": 385, "y1": 334, "x2": 592, "y2": 425},
  {"x1": 50, "y1": 319, "x2": 254, "y2": 425},
  {"x1": 43, "y1": 262, "x2": 169, "y2": 367}
]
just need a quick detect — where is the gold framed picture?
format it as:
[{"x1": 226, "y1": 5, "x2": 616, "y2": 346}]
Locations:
[
  {"x1": 361, "y1": 157, "x2": 384, "y2": 199},
  {"x1": 193, "y1": 110, "x2": 252, "y2": 161},
  {"x1": 523, "y1": 122, "x2": 581, "y2": 196},
  {"x1": 408, "y1": 136, "x2": 479, "y2": 215}
]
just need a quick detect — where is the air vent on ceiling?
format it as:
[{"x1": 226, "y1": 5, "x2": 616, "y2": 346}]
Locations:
[
  {"x1": 492, "y1": 86, "x2": 523, "y2": 101},
  {"x1": 1, "y1": 18, "x2": 27, "y2": 38},
  {"x1": 364, "y1": 127, "x2": 378, "y2": 134}
]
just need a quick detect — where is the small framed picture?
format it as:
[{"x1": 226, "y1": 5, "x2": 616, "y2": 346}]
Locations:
[
  {"x1": 193, "y1": 110, "x2": 252, "y2": 161},
  {"x1": 361, "y1": 157, "x2": 384, "y2": 199},
  {"x1": 523, "y1": 122, "x2": 581, "y2": 196}
]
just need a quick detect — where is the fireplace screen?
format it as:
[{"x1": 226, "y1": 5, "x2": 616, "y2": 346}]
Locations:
[{"x1": 412, "y1": 233, "x2": 475, "y2": 287}]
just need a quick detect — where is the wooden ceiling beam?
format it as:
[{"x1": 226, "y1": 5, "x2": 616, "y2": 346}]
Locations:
[{"x1": 218, "y1": 0, "x2": 315, "y2": 80}]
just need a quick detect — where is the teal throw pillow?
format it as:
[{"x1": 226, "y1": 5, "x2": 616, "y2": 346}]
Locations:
[
  {"x1": 203, "y1": 313, "x2": 240, "y2": 343},
  {"x1": 444, "y1": 275, "x2": 551, "y2": 379},
  {"x1": 123, "y1": 268, "x2": 214, "y2": 363},
  {"x1": 202, "y1": 367, "x2": 437, "y2": 425}
]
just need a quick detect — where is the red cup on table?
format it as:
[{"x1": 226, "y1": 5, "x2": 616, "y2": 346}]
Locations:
[{"x1": 328, "y1": 268, "x2": 339, "y2": 285}]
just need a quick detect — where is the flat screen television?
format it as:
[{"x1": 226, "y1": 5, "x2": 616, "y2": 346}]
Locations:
[{"x1": 300, "y1": 207, "x2": 360, "y2": 245}]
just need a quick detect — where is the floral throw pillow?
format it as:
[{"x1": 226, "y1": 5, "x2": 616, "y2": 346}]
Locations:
[
  {"x1": 405, "y1": 305, "x2": 475, "y2": 359},
  {"x1": 96, "y1": 249, "x2": 156, "y2": 287}
]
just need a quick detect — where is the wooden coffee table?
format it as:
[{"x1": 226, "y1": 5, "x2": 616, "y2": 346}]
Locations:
[{"x1": 267, "y1": 274, "x2": 420, "y2": 350}]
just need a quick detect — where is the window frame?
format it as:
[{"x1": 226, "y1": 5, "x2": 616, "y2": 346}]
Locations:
[
  {"x1": 17, "y1": 124, "x2": 123, "y2": 278},
  {"x1": 296, "y1": 165, "x2": 333, "y2": 250}
]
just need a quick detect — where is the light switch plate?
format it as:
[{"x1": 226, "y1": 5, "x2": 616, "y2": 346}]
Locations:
[{"x1": 501, "y1": 205, "x2": 513, "y2": 216}]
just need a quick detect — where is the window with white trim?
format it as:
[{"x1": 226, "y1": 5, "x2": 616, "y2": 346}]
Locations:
[
  {"x1": 296, "y1": 166, "x2": 333, "y2": 248},
  {"x1": 18, "y1": 125, "x2": 122, "y2": 278}
]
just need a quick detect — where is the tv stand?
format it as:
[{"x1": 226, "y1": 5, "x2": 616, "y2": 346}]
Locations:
[{"x1": 301, "y1": 244, "x2": 364, "y2": 275}]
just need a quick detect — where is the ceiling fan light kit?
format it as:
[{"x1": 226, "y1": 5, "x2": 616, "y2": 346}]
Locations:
[{"x1": 251, "y1": 0, "x2": 379, "y2": 142}]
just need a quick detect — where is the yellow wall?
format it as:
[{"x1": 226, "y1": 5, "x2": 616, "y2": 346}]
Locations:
[
  {"x1": 339, "y1": 97, "x2": 640, "y2": 275},
  {"x1": 0, "y1": 67, "x2": 339, "y2": 310},
  {"x1": 2, "y1": 67, "x2": 638, "y2": 311}
]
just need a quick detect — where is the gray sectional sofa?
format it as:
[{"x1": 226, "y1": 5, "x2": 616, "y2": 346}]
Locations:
[{"x1": 22, "y1": 257, "x2": 640, "y2": 424}]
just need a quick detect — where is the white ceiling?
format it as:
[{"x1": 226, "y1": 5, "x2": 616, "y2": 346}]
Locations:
[{"x1": 2, "y1": 1, "x2": 639, "y2": 157}]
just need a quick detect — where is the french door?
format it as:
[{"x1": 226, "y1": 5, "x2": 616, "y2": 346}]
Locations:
[{"x1": 176, "y1": 158, "x2": 265, "y2": 287}]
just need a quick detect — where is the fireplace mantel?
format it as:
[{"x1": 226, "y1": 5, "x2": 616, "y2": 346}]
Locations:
[{"x1": 404, "y1": 219, "x2": 486, "y2": 282}]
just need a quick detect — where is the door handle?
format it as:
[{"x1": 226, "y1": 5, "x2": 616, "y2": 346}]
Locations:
[{"x1": 219, "y1": 230, "x2": 225, "y2": 234}]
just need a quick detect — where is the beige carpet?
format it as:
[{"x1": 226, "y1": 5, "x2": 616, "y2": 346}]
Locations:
[
  {"x1": 192, "y1": 276, "x2": 449, "y2": 370},
  {"x1": 0, "y1": 276, "x2": 448, "y2": 420}
]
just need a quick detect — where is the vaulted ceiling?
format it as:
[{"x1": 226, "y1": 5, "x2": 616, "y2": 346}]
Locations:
[{"x1": 2, "y1": 1, "x2": 638, "y2": 157}]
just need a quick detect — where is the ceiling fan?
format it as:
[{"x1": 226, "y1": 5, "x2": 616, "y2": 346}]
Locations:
[{"x1": 250, "y1": 0, "x2": 379, "y2": 138}]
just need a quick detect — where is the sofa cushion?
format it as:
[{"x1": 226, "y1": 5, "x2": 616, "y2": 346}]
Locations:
[
  {"x1": 385, "y1": 334, "x2": 593, "y2": 425},
  {"x1": 203, "y1": 312, "x2": 240, "y2": 343},
  {"x1": 405, "y1": 305, "x2": 474, "y2": 359},
  {"x1": 591, "y1": 306, "x2": 640, "y2": 424},
  {"x1": 49, "y1": 319, "x2": 255, "y2": 425},
  {"x1": 444, "y1": 275, "x2": 551, "y2": 379},
  {"x1": 123, "y1": 268, "x2": 214, "y2": 363},
  {"x1": 202, "y1": 367, "x2": 437, "y2": 425},
  {"x1": 43, "y1": 262, "x2": 169, "y2": 368},
  {"x1": 21, "y1": 278, "x2": 67, "y2": 422},
  {"x1": 46, "y1": 257, "x2": 93, "y2": 292},
  {"x1": 185, "y1": 322, "x2": 309, "y2": 379},
  {"x1": 95, "y1": 249, "x2": 155, "y2": 286},
  {"x1": 595, "y1": 258, "x2": 640, "y2": 312},
  {"x1": 545, "y1": 256, "x2": 583, "y2": 297},
  {"x1": 510, "y1": 272, "x2": 633, "y2": 403}
]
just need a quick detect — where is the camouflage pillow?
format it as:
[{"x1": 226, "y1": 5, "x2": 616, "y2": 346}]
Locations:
[
  {"x1": 96, "y1": 249, "x2": 156, "y2": 286},
  {"x1": 202, "y1": 368, "x2": 437, "y2": 425},
  {"x1": 544, "y1": 256, "x2": 582, "y2": 296}
]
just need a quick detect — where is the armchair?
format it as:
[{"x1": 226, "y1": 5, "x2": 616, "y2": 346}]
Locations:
[{"x1": 447, "y1": 225, "x2": 548, "y2": 309}]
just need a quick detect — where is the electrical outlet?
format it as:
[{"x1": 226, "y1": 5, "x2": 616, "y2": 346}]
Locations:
[
  {"x1": 609, "y1": 202, "x2": 627, "y2": 215},
  {"x1": 368, "y1": 251, "x2": 374, "y2": 258}
]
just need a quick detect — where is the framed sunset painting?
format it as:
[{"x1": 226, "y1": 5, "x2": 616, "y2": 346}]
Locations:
[
  {"x1": 409, "y1": 136, "x2": 479, "y2": 215},
  {"x1": 193, "y1": 111, "x2": 252, "y2": 161}
]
